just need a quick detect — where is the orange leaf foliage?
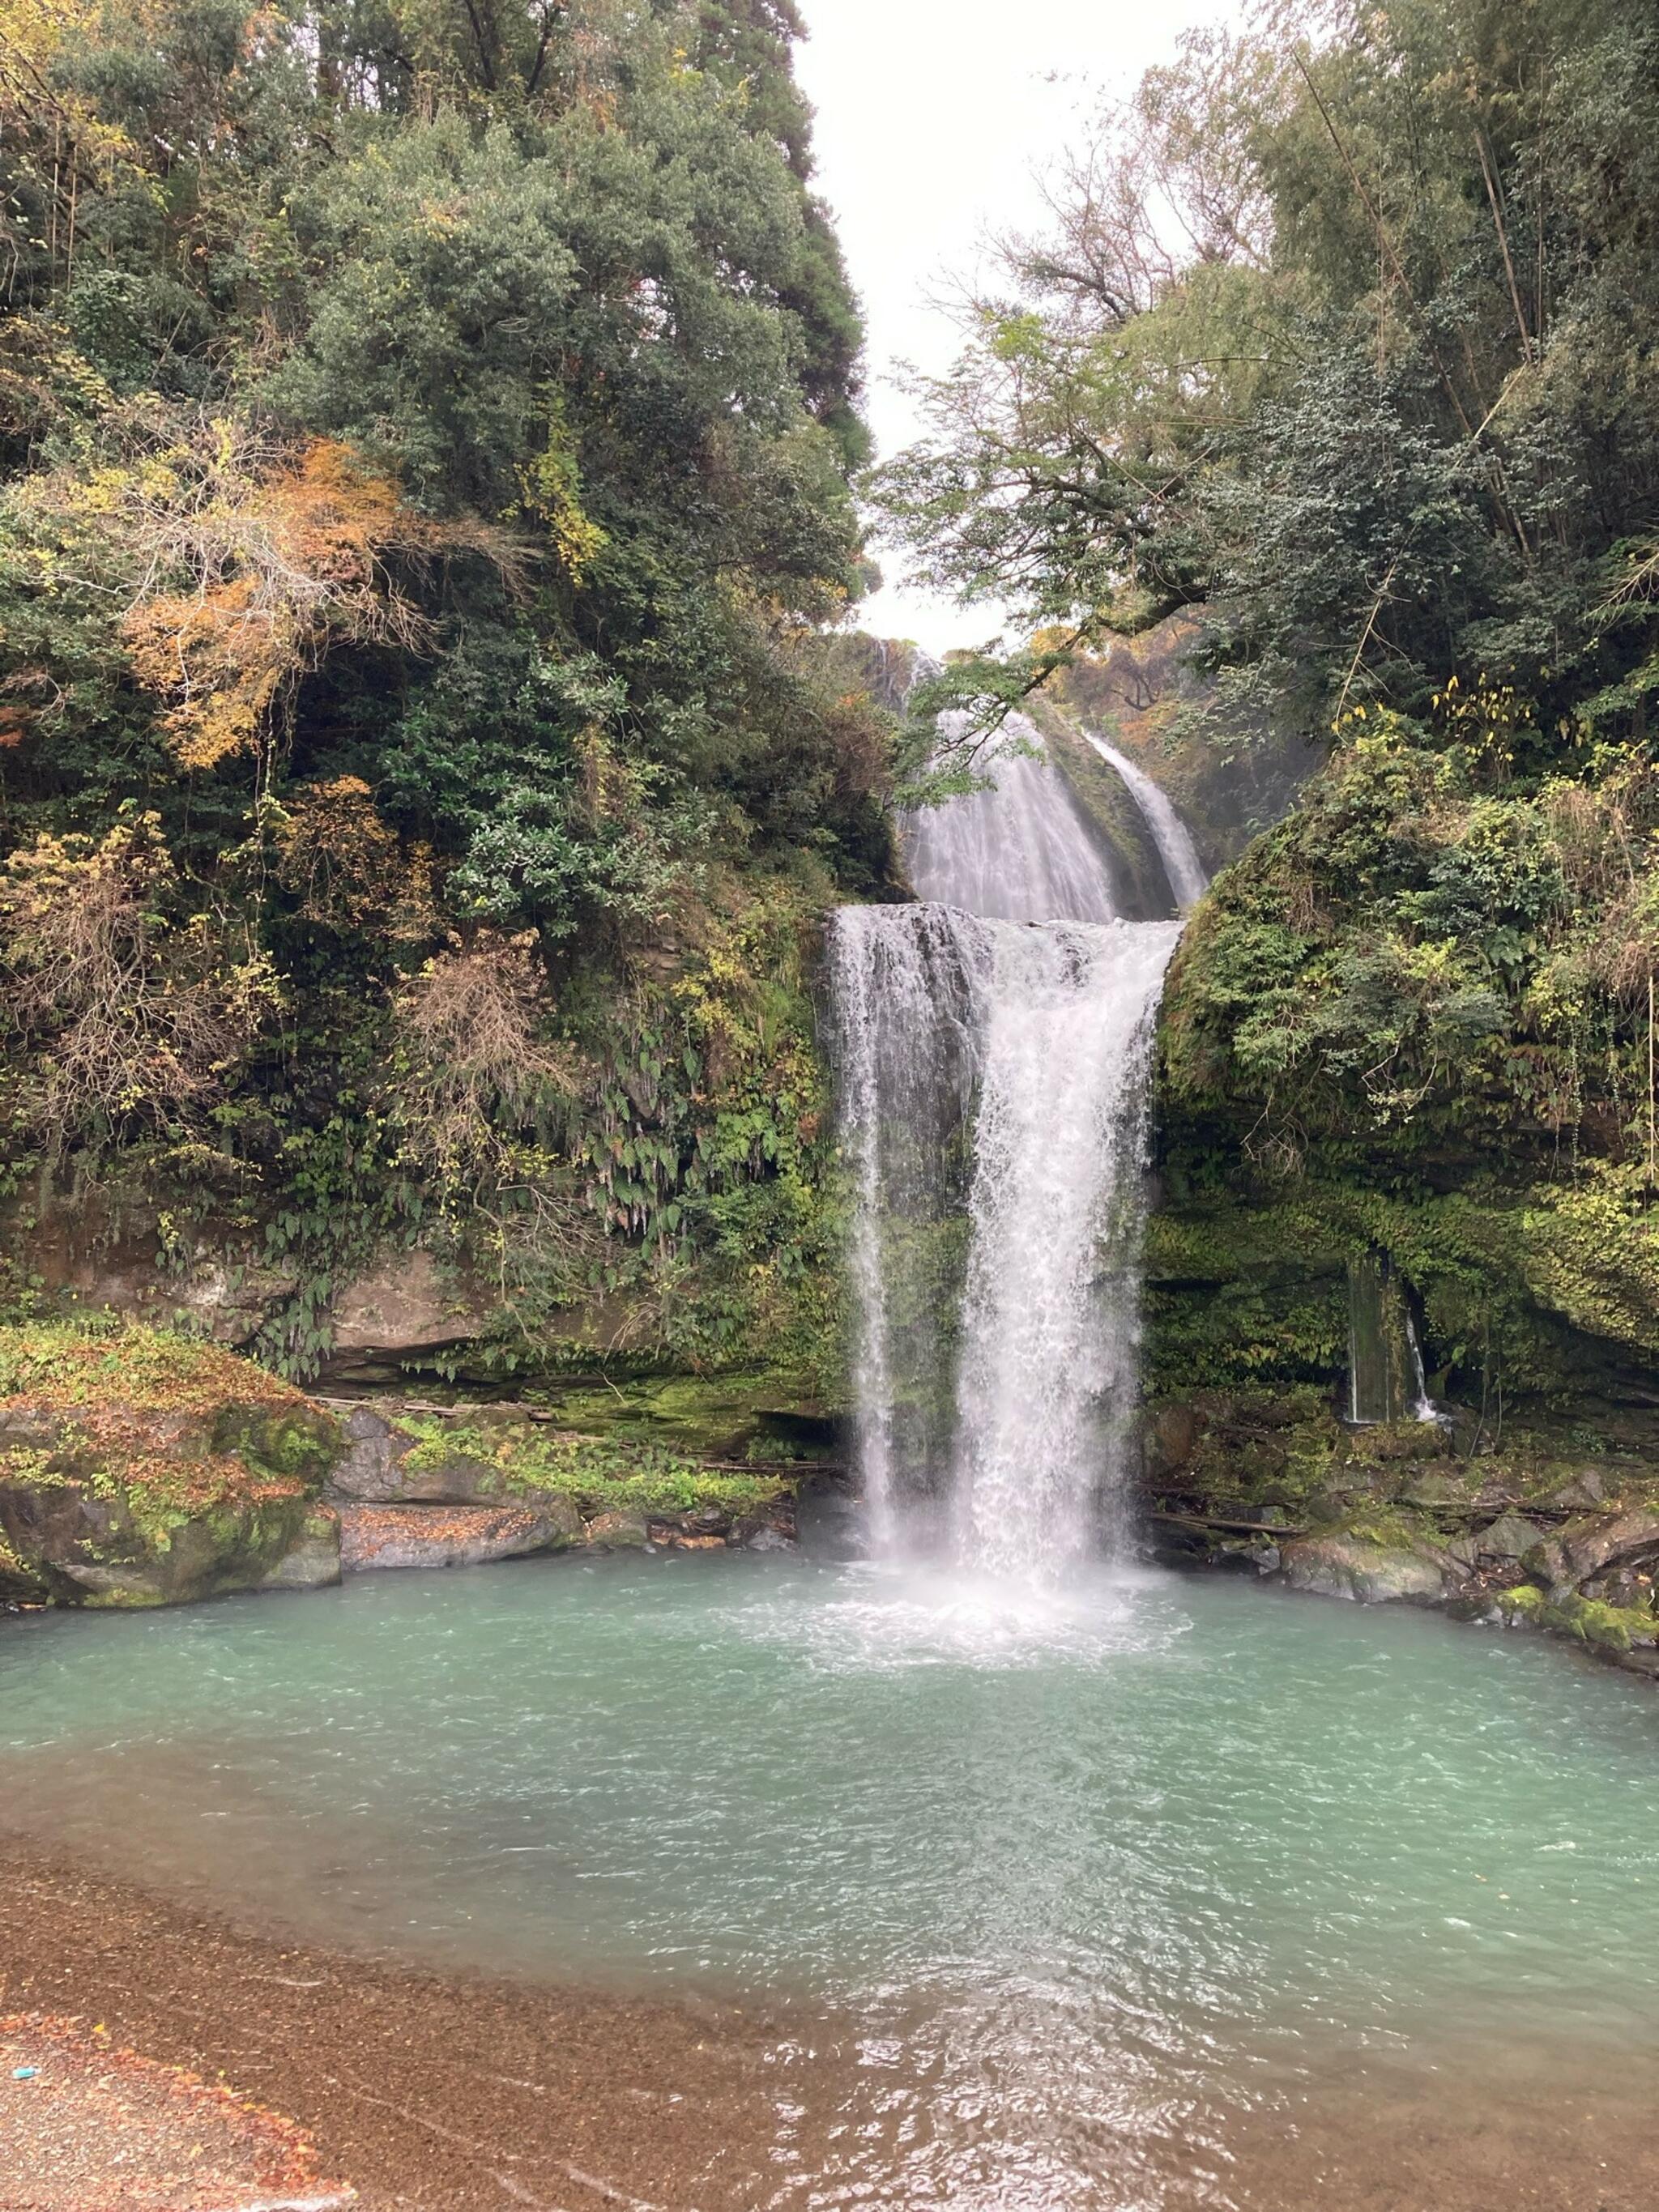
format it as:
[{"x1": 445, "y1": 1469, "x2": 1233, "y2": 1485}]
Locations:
[{"x1": 122, "y1": 438, "x2": 437, "y2": 771}]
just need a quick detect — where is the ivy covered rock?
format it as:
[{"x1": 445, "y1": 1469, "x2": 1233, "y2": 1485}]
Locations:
[
  {"x1": 0, "y1": 0, "x2": 886, "y2": 1400},
  {"x1": 0, "y1": 1323, "x2": 344, "y2": 1609},
  {"x1": 1152, "y1": 727, "x2": 1659, "y2": 1407},
  {"x1": 1141, "y1": 722, "x2": 1659, "y2": 1681}
]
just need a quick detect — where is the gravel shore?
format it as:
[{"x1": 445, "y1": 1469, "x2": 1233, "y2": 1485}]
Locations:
[
  {"x1": 0, "y1": 1838, "x2": 834, "y2": 2211},
  {"x1": 3, "y1": 1831, "x2": 1654, "y2": 2211}
]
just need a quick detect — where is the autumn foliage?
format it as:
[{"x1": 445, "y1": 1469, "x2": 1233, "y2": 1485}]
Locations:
[
  {"x1": 0, "y1": 0, "x2": 889, "y2": 1379},
  {"x1": 107, "y1": 433, "x2": 506, "y2": 769}
]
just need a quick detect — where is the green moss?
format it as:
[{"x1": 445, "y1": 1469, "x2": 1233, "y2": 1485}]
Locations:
[
  {"x1": 1150, "y1": 724, "x2": 1659, "y2": 1424},
  {"x1": 412, "y1": 867, "x2": 849, "y2": 1396},
  {"x1": 518, "y1": 1368, "x2": 836, "y2": 1459},
  {"x1": 391, "y1": 1415, "x2": 786, "y2": 1518},
  {"x1": 211, "y1": 1404, "x2": 342, "y2": 1486},
  {"x1": 1495, "y1": 1583, "x2": 1656, "y2": 1654},
  {"x1": 1341, "y1": 1506, "x2": 1429, "y2": 1551},
  {"x1": 0, "y1": 1319, "x2": 340, "y2": 1605},
  {"x1": 0, "y1": 1318, "x2": 318, "y2": 1421}
]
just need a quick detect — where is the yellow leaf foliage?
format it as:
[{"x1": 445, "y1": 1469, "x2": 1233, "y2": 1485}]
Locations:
[
  {"x1": 272, "y1": 775, "x2": 437, "y2": 938},
  {"x1": 120, "y1": 437, "x2": 437, "y2": 769}
]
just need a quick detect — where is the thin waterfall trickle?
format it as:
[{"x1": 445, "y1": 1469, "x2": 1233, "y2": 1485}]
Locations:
[
  {"x1": 831, "y1": 702, "x2": 1194, "y2": 1577},
  {"x1": 1346, "y1": 1252, "x2": 1442, "y2": 1426},
  {"x1": 1081, "y1": 727, "x2": 1210, "y2": 910}
]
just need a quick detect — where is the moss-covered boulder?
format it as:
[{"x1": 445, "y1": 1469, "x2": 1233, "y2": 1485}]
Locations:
[
  {"x1": 1137, "y1": 720, "x2": 1659, "y2": 1683},
  {"x1": 324, "y1": 1400, "x2": 799, "y2": 1539},
  {"x1": 0, "y1": 1322, "x2": 344, "y2": 1609},
  {"x1": 1149, "y1": 725, "x2": 1659, "y2": 1417}
]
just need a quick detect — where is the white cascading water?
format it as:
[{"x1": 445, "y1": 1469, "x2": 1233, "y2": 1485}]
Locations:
[
  {"x1": 831, "y1": 705, "x2": 1203, "y2": 1579},
  {"x1": 905, "y1": 710, "x2": 1119, "y2": 922},
  {"x1": 1081, "y1": 728, "x2": 1210, "y2": 910}
]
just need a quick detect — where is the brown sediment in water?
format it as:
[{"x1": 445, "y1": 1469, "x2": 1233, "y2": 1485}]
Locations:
[
  {"x1": 1, "y1": 1833, "x2": 1655, "y2": 2212},
  {"x1": 0, "y1": 1835, "x2": 838, "y2": 2210}
]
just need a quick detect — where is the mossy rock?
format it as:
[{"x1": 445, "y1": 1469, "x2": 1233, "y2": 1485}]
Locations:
[
  {"x1": 211, "y1": 1402, "x2": 342, "y2": 1486},
  {"x1": 0, "y1": 1319, "x2": 345, "y2": 1609},
  {"x1": 0, "y1": 1480, "x2": 334, "y2": 1607},
  {"x1": 331, "y1": 1402, "x2": 796, "y2": 1524},
  {"x1": 1496, "y1": 1583, "x2": 1659, "y2": 1656},
  {"x1": 1025, "y1": 698, "x2": 1175, "y2": 920},
  {"x1": 1280, "y1": 1533, "x2": 1448, "y2": 1605}
]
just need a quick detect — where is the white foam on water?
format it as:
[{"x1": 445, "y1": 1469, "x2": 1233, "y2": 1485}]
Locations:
[{"x1": 726, "y1": 1559, "x2": 1188, "y2": 1675}]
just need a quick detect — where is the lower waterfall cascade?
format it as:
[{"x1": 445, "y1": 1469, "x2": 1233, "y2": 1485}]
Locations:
[{"x1": 830, "y1": 722, "x2": 1202, "y2": 1575}]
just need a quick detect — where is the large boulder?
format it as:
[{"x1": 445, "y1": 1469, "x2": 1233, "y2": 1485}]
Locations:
[
  {"x1": 1280, "y1": 1534, "x2": 1448, "y2": 1605},
  {"x1": 338, "y1": 1499, "x2": 582, "y2": 1572},
  {"x1": 327, "y1": 1403, "x2": 511, "y2": 1502},
  {"x1": 1528, "y1": 1509, "x2": 1659, "y2": 1601},
  {"x1": 585, "y1": 1508, "x2": 651, "y2": 1549},
  {"x1": 1473, "y1": 1511, "x2": 1548, "y2": 1567},
  {"x1": 0, "y1": 1322, "x2": 343, "y2": 1609},
  {"x1": 326, "y1": 1253, "x2": 493, "y2": 1366},
  {"x1": 323, "y1": 1400, "x2": 800, "y2": 1549}
]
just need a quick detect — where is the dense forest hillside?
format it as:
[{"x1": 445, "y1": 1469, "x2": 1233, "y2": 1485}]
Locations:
[{"x1": 0, "y1": 0, "x2": 897, "y2": 1387}]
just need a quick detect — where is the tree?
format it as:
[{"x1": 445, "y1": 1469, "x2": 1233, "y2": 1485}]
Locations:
[
  {"x1": 0, "y1": 0, "x2": 893, "y2": 1373},
  {"x1": 878, "y1": 0, "x2": 1659, "y2": 753}
]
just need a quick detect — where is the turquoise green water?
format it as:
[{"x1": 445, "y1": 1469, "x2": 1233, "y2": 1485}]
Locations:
[{"x1": 3, "y1": 1556, "x2": 1657, "y2": 2205}]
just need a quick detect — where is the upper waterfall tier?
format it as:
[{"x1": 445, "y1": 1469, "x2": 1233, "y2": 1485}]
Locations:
[{"x1": 902, "y1": 712, "x2": 1120, "y2": 922}]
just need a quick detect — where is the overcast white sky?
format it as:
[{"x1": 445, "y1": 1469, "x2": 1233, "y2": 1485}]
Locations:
[{"x1": 794, "y1": 0, "x2": 1238, "y2": 650}]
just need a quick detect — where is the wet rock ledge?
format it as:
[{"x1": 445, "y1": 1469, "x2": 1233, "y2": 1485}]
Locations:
[
  {"x1": 1142, "y1": 1390, "x2": 1659, "y2": 1682},
  {"x1": 323, "y1": 1397, "x2": 800, "y2": 1571},
  {"x1": 0, "y1": 1323, "x2": 802, "y2": 1611}
]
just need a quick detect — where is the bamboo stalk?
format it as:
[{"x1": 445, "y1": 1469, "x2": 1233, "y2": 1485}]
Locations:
[
  {"x1": 1292, "y1": 51, "x2": 1475, "y2": 438},
  {"x1": 1474, "y1": 123, "x2": 1533, "y2": 364}
]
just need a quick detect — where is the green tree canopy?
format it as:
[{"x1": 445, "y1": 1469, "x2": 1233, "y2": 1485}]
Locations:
[{"x1": 879, "y1": 0, "x2": 1659, "y2": 752}]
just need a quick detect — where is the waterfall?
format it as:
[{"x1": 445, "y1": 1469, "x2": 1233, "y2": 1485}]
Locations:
[
  {"x1": 1346, "y1": 1252, "x2": 1440, "y2": 1425},
  {"x1": 1081, "y1": 729, "x2": 1210, "y2": 910},
  {"x1": 831, "y1": 710, "x2": 1191, "y2": 1578},
  {"x1": 831, "y1": 904, "x2": 992, "y2": 1555},
  {"x1": 949, "y1": 917, "x2": 1179, "y2": 1571},
  {"x1": 904, "y1": 711, "x2": 1119, "y2": 923}
]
